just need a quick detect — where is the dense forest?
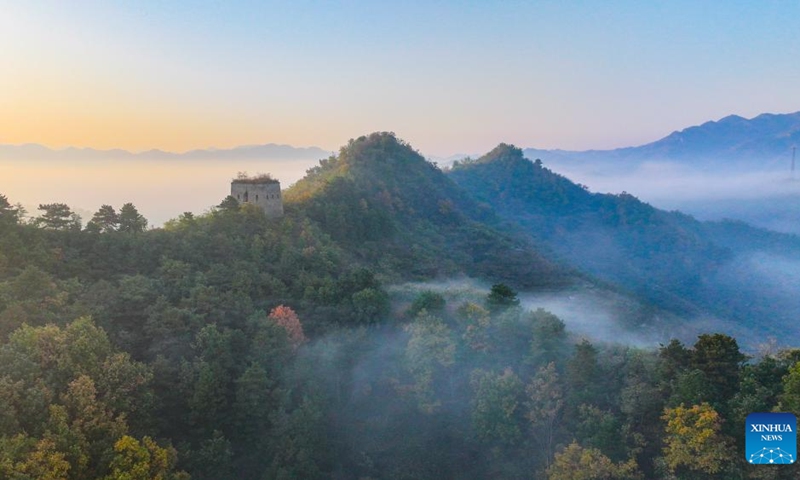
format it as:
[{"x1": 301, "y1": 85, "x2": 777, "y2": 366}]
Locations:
[
  {"x1": 2, "y1": 132, "x2": 800, "y2": 479},
  {"x1": 449, "y1": 144, "x2": 800, "y2": 337}
]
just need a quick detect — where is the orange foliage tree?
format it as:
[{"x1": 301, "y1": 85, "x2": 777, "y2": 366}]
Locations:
[{"x1": 267, "y1": 305, "x2": 307, "y2": 350}]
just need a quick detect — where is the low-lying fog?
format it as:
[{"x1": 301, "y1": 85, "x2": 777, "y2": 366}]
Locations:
[
  {"x1": 546, "y1": 160, "x2": 800, "y2": 235},
  {"x1": 1, "y1": 157, "x2": 320, "y2": 226},
  {"x1": 389, "y1": 279, "x2": 751, "y2": 349}
]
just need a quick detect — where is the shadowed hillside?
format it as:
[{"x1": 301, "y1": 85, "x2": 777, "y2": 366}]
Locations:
[{"x1": 449, "y1": 143, "x2": 800, "y2": 336}]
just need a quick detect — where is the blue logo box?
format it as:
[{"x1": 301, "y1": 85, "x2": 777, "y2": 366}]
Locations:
[{"x1": 746, "y1": 413, "x2": 796, "y2": 464}]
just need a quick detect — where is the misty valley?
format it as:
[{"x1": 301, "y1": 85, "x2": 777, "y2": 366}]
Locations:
[{"x1": 3, "y1": 131, "x2": 800, "y2": 479}]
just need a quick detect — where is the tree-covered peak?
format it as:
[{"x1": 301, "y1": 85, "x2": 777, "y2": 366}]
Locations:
[
  {"x1": 285, "y1": 132, "x2": 436, "y2": 204},
  {"x1": 450, "y1": 143, "x2": 529, "y2": 171},
  {"x1": 476, "y1": 143, "x2": 526, "y2": 164},
  {"x1": 449, "y1": 143, "x2": 590, "y2": 214},
  {"x1": 285, "y1": 133, "x2": 568, "y2": 287},
  {"x1": 288, "y1": 132, "x2": 479, "y2": 219},
  {"x1": 338, "y1": 131, "x2": 423, "y2": 167}
]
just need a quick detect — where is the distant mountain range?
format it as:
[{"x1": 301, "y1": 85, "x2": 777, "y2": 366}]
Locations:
[
  {"x1": 0, "y1": 142, "x2": 332, "y2": 161},
  {"x1": 5, "y1": 111, "x2": 800, "y2": 166},
  {"x1": 524, "y1": 111, "x2": 800, "y2": 169}
]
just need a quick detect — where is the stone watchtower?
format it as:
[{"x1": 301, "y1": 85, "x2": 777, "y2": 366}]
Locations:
[{"x1": 230, "y1": 173, "x2": 284, "y2": 218}]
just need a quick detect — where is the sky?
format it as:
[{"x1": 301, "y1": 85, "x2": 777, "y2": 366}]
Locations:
[{"x1": 2, "y1": 1, "x2": 800, "y2": 157}]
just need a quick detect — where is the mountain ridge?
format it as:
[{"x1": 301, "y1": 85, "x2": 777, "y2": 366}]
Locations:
[
  {"x1": 6, "y1": 110, "x2": 800, "y2": 165},
  {"x1": 524, "y1": 110, "x2": 800, "y2": 167},
  {"x1": 0, "y1": 142, "x2": 331, "y2": 160},
  {"x1": 284, "y1": 132, "x2": 572, "y2": 288},
  {"x1": 448, "y1": 143, "x2": 800, "y2": 338}
]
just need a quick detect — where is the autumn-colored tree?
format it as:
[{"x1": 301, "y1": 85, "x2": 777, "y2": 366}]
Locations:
[
  {"x1": 103, "y1": 435, "x2": 188, "y2": 480},
  {"x1": 0, "y1": 318, "x2": 160, "y2": 479},
  {"x1": 661, "y1": 403, "x2": 732, "y2": 476},
  {"x1": 0, "y1": 434, "x2": 70, "y2": 480},
  {"x1": 547, "y1": 441, "x2": 641, "y2": 480},
  {"x1": 268, "y1": 305, "x2": 307, "y2": 350},
  {"x1": 56, "y1": 375, "x2": 128, "y2": 478}
]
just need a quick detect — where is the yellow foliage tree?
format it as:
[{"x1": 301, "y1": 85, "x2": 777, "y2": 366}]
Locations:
[
  {"x1": 546, "y1": 441, "x2": 641, "y2": 480},
  {"x1": 661, "y1": 403, "x2": 731, "y2": 476},
  {"x1": 104, "y1": 435, "x2": 188, "y2": 480},
  {"x1": 18, "y1": 437, "x2": 71, "y2": 480}
]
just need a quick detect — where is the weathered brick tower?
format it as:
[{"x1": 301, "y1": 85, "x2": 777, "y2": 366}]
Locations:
[{"x1": 230, "y1": 174, "x2": 284, "y2": 218}]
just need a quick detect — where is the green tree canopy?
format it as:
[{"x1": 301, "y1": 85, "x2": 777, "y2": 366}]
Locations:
[
  {"x1": 0, "y1": 194, "x2": 20, "y2": 225},
  {"x1": 118, "y1": 203, "x2": 148, "y2": 233},
  {"x1": 470, "y1": 367, "x2": 524, "y2": 445},
  {"x1": 691, "y1": 334, "x2": 746, "y2": 408},
  {"x1": 88, "y1": 205, "x2": 119, "y2": 233},
  {"x1": 35, "y1": 203, "x2": 80, "y2": 230},
  {"x1": 486, "y1": 283, "x2": 520, "y2": 312}
]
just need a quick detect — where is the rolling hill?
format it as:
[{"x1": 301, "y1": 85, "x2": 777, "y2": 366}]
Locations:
[
  {"x1": 283, "y1": 132, "x2": 570, "y2": 288},
  {"x1": 448, "y1": 143, "x2": 800, "y2": 338}
]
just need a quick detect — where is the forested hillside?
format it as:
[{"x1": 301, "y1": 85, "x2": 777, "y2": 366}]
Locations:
[
  {"x1": 448, "y1": 144, "x2": 800, "y2": 336},
  {"x1": 285, "y1": 133, "x2": 569, "y2": 287},
  {"x1": 1, "y1": 133, "x2": 799, "y2": 479}
]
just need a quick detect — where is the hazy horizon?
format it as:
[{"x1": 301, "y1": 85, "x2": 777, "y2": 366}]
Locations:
[
  {"x1": 4, "y1": 2, "x2": 800, "y2": 157},
  {"x1": 1, "y1": 157, "x2": 320, "y2": 226},
  {"x1": 5, "y1": 148, "x2": 800, "y2": 232}
]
